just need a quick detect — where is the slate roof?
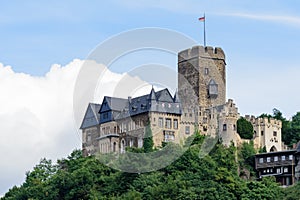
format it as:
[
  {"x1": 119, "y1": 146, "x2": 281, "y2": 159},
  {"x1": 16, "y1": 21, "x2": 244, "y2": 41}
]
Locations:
[
  {"x1": 103, "y1": 96, "x2": 128, "y2": 112},
  {"x1": 81, "y1": 88, "x2": 182, "y2": 126},
  {"x1": 115, "y1": 88, "x2": 182, "y2": 119},
  {"x1": 80, "y1": 103, "x2": 101, "y2": 129}
]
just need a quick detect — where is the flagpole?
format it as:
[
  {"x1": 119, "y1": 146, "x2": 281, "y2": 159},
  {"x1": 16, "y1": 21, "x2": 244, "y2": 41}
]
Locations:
[{"x1": 203, "y1": 13, "x2": 206, "y2": 47}]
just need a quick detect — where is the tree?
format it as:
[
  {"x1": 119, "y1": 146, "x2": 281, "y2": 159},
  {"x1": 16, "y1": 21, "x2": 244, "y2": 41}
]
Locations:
[
  {"x1": 237, "y1": 117, "x2": 254, "y2": 139},
  {"x1": 289, "y1": 112, "x2": 300, "y2": 145},
  {"x1": 143, "y1": 122, "x2": 154, "y2": 153}
]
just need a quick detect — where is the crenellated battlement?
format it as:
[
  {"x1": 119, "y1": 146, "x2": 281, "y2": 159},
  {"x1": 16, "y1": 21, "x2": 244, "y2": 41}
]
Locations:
[
  {"x1": 244, "y1": 115, "x2": 282, "y2": 128},
  {"x1": 178, "y1": 45, "x2": 225, "y2": 62}
]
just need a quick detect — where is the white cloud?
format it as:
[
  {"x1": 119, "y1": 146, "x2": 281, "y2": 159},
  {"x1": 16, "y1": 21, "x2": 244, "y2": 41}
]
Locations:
[{"x1": 0, "y1": 60, "x2": 152, "y2": 196}]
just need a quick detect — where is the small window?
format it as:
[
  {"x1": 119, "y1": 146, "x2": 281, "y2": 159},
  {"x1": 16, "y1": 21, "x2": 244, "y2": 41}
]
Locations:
[
  {"x1": 185, "y1": 126, "x2": 190, "y2": 134},
  {"x1": 165, "y1": 118, "x2": 172, "y2": 129},
  {"x1": 261, "y1": 131, "x2": 264, "y2": 136},
  {"x1": 267, "y1": 157, "x2": 271, "y2": 162},
  {"x1": 277, "y1": 168, "x2": 281, "y2": 174},
  {"x1": 289, "y1": 155, "x2": 293, "y2": 160},
  {"x1": 158, "y1": 118, "x2": 163, "y2": 128},
  {"x1": 164, "y1": 131, "x2": 175, "y2": 142},
  {"x1": 270, "y1": 168, "x2": 273, "y2": 173},
  {"x1": 233, "y1": 124, "x2": 236, "y2": 131},
  {"x1": 223, "y1": 124, "x2": 227, "y2": 131},
  {"x1": 282, "y1": 155, "x2": 286, "y2": 161},
  {"x1": 173, "y1": 119, "x2": 178, "y2": 129},
  {"x1": 189, "y1": 113, "x2": 192, "y2": 117},
  {"x1": 274, "y1": 156, "x2": 278, "y2": 162},
  {"x1": 273, "y1": 131, "x2": 277, "y2": 137},
  {"x1": 87, "y1": 135, "x2": 91, "y2": 142},
  {"x1": 259, "y1": 158, "x2": 263, "y2": 163},
  {"x1": 284, "y1": 167, "x2": 288, "y2": 173},
  {"x1": 204, "y1": 68, "x2": 209, "y2": 75}
]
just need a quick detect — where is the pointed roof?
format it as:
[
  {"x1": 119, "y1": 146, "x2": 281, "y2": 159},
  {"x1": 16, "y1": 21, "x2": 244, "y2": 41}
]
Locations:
[
  {"x1": 100, "y1": 96, "x2": 128, "y2": 112},
  {"x1": 173, "y1": 89, "x2": 180, "y2": 103},
  {"x1": 80, "y1": 103, "x2": 101, "y2": 129},
  {"x1": 155, "y1": 88, "x2": 174, "y2": 102},
  {"x1": 148, "y1": 86, "x2": 156, "y2": 101}
]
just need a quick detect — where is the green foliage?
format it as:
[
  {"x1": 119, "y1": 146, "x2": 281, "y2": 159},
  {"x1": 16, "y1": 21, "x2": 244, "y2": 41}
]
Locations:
[
  {"x1": 258, "y1": 146, "x2": 267, "y2": 153},
  {"x1": 238, "y1": 141, "x2": 256, "y2": 179},
  {"x1": 2, "y1": 139, "x2": 286, "y2": 200},
  {"x1": 143, "y1": 122, "x2": 154, "y2": 153},
  {"x1": 280, "y1": 182, "x2": 300, "y2": 200},
  {"x1": 237, "y1": 117, "x2": 254, "y2": 139}
]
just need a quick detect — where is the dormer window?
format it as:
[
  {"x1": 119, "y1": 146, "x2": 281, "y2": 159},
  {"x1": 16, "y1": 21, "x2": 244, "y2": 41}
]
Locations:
[{"x1": 208, "y1": 79, "x2": 218, "y2": 98}]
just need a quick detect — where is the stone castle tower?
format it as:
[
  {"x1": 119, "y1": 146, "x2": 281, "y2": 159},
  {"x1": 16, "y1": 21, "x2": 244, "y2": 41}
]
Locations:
[
  {"x1": 177, "y1": 45, "x2": 240, "y2": 146},
  {"x1": 178, "y1": 46, "x2": 226, "y2": 109}
]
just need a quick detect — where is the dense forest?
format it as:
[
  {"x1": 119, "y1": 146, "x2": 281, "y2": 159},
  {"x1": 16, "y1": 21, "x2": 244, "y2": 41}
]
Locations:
[{"x1": 2, "y1": 109, "x2": 300, "y2": 199}]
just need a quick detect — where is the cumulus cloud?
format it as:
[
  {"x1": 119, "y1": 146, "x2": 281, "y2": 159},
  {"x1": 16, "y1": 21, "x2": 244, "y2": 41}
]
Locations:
[{"x1": 0, "y1": 60, "x2": 152, "y2": 196}]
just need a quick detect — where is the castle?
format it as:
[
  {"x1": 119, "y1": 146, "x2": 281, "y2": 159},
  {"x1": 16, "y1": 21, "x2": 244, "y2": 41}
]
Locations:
[{"x1": 80, "y1": 45, "x2": 283, "y2": 156}]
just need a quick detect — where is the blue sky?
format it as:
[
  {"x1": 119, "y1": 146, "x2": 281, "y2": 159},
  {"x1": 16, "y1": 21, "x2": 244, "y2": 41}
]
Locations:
[
  {"x1": 1, "y1": 0, "x2": 300, "y2": 196},
  {"x1": 1, "y1": 0, "x2": 300, "y2": 75}
]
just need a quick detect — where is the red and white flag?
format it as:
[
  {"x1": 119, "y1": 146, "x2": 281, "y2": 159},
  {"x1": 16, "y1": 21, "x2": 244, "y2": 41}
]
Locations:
[{"x1": 199, "y1": 16, "x2": 205, "y2": 21}]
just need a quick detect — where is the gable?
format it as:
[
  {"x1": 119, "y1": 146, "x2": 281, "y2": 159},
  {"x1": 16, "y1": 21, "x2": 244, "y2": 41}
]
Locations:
[
  {"x1": 80, "y1": 103, "x2": 101, "y2": 129},
  {"x1": 99, "y1": 97, "x2": 111, "y2": 113},
  {"x1": 156, "y1": 89, "x2": 174, "y2": 103}
]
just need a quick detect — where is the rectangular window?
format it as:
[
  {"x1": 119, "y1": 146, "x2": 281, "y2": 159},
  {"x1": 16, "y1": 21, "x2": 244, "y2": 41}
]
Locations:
[
  {"x1": 261, "y1": 131, "x2": 264, "y2": 136},
  {"x1": 267, "y1": 157, "x2": 271, "y2": 162},
  {"x1": 284, "y1": 167, "x2": 288, "y2": 173},
  {"x1": 282, "y1": 155, "x2": 286, "y2": 161},
  {"x1": 274, "y1": 156, "x2": 278, "y2": 162},
  {"x1": 87, "y1": 135, "x2": 91, "y2": 142},
  {"x1": 259, "y1": 158, "x2": 263, "y2": 163},
  {"x1": 223, "y1": 124, "x2": 227, "y2": 131},
  {"x1": 277, "y1": 168, "x2": 281, "y2": 174},
  {"x1": 233, "y1": 124, "x2": 236, "y2": 131},
  {"x1": 164, "y1": 131, "x2": 175, "y2": 142},
  {"x1": 185, "y1": 126, "x2": 190, "y2": 134},
  {"x1": 173, "y1": 119, "x2": 178, "y2": 129},
  {"x1": 270, "y1": 168, "x2": 273, "y2": 173},
  {"x1": 289, "y1": 155, "x2": 293, "y2": 160},
  {"x1": 158, "y1": 118, "x2": 163, "y2": 128},
  {"x1": 273, "y1": 131, "x2": 277, "y2": 137},
  {"x1": 205, "y1": 68, "x2": 209, "y2": 75},
  {"x1": 165, "y1": 118, "x2": 171, "y2": 129}
]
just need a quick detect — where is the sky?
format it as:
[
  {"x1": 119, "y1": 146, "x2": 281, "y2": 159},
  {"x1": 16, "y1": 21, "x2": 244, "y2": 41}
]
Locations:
[{"x1": 1, "y1": 0, "x2": 300, "y2": 196}]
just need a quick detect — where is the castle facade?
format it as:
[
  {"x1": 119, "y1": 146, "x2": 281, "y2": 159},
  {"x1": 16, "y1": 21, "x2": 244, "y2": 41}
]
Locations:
[{"x1": 80, "y1": 45, "x2": 283, "y2": 156}]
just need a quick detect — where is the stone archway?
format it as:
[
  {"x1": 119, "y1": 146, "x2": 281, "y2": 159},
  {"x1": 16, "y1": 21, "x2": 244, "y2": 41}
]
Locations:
[{"x1": 270, "y1": 145, "x2": 277, "y2": 152}]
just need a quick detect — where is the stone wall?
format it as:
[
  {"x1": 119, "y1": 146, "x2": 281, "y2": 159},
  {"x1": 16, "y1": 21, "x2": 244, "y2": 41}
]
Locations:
[
  {"x1": 245, "y1": 115, "x2": 282, "y2": 152},
  {"x1": 178, "y1": 46, "x2": 226, "y2": 111}
]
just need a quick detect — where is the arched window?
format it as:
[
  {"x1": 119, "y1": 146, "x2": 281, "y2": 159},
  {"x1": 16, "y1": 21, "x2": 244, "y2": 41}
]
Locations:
[
  {"x1": 113, "y1": 142, "x2": 117, "y2": 152},
  {"x1": 208, "y1": 79, "x2": 218, "y2": 98},
  {"x1": 121, "y1": 139, "x2": 125, "y2": 153},
  {"x1": 270, "y1": 146, "x2": 277, "y2": 152}
]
